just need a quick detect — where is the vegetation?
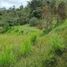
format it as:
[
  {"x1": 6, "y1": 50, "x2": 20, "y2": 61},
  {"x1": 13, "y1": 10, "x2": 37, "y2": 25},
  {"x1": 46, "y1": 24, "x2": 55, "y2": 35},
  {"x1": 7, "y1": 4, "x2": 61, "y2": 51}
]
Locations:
[{"x1": 0, "y1": 0, "x2": 67, "y2": 67}]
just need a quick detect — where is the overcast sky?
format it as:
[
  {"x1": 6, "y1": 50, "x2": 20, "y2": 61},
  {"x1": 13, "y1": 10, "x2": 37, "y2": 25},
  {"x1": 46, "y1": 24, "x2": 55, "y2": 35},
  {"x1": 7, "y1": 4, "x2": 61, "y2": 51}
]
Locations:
[{"x1": 0, "y1": 0, "x2": 30, "y2": 9}]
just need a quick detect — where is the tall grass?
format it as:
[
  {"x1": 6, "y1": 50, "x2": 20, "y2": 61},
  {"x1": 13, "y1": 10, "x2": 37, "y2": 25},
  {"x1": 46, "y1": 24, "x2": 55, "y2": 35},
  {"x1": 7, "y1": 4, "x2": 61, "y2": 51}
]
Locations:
[{"x1": 0, "y1": 26, "x2": 42, "y2": 67}]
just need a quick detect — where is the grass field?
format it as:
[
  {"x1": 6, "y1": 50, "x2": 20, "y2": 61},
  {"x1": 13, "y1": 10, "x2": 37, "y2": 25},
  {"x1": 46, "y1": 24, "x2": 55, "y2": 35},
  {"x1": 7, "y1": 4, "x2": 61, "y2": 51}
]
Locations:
[{"x1": 0, "y1": 20, "x2": 67, "y2": 67}]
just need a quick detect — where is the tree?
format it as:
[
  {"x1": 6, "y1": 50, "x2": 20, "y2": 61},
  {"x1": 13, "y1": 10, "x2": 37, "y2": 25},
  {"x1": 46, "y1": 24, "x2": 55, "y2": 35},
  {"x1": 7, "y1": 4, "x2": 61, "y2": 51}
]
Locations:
[
  {"x1": 20, "y1": 5, "x2": 23, "y2": 10},
  {"x1": 57, "y1": 2, "x2": 67, "y2": 20},
  {"x1": 28, "y1": 0, "x2": 42, "y2": 10}
]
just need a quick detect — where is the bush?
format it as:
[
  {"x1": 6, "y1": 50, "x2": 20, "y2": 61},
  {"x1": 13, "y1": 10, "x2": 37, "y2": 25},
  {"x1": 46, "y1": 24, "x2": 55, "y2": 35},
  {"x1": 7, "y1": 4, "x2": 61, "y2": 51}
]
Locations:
[
  {"x1": 50, "y1": 33, "x2": 65, "y2": 56},
  {"x1": 17, "y1": 17, "x2": 29, "y2": 25},
  {"x1": 7, "y1": 19, "x2": 18, "y2": 26},
  {"x1": 31, "y1": 9, "x2": 42, "y2": 18},
  {"x1": 41, "y1": 33, "x2": 65, "y2": 67},
  {"x1": 0, "y1": 23, "x2": 10, "y2": 33},
  {"x1": 29, "y1": 17, "x2": 39, "y2": 26}
]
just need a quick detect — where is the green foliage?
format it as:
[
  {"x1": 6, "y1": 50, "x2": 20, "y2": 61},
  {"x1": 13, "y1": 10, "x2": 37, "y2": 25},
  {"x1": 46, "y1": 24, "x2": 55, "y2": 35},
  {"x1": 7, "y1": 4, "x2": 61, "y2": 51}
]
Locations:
[
  {"x1": 57, "y1": 1, "x2": 67, "y2": 20},
  {"x1": 0, "y1": 0, "x2": 67, "y2": 67},
  {"x1": 31, "y1": 9, "x2": 42, "y2": 18},
  {"x1": 0, "y1": 22, "x2": 10, "y2": 33},
  {"x1": 28, "y1": 0, "x2": 42, "y2": 10},
  {"x1": 29, "y1": 17, "x2": 39, "y2": 26},
  {"x1": 0, "y1": 0, "x2": 67, "y2": 32},
  {"x1": 0, "y1": 20, "x2": 67, "y2": 67},
  {"x1": 49, "y1": 33, "x2": 64, "y2": 56}
]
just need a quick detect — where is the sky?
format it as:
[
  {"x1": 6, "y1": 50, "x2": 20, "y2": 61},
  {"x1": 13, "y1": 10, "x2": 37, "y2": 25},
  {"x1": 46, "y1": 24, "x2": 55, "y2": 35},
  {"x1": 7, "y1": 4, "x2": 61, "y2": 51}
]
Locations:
[{"x1": 0, "y1": 0, "x2": 30, "y2": 9}]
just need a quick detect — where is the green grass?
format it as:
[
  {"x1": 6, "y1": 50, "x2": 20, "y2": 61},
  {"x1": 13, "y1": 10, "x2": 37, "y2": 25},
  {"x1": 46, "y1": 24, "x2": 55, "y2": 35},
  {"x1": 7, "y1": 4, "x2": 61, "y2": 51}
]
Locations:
[
  {"x1": 14, "y1": 20, "x2": 67, "y2": 67},
  {"x1": 0, "y1": 20, "x2": 67, "y2": 67},
  {"x1": 0, "y1": 25, "x2": 42, "y2": 67}
]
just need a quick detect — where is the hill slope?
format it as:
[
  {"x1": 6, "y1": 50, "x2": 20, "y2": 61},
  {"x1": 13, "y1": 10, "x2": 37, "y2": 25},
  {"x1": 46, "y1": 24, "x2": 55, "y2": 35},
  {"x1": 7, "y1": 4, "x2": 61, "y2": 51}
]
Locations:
[
  {"x1": 0, "y1": 20, "x2": 67, "y2": 67},
  {"x1": 14, "y1": 20, "x2": 67, "y2": 67}
]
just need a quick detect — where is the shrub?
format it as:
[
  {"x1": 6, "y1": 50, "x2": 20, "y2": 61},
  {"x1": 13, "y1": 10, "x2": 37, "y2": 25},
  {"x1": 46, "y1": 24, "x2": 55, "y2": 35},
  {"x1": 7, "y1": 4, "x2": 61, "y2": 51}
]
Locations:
[
  {"x1": 17, "y1": 17, "x2": 29, "y2": 25},
  {"x1": 31, "y1": 9, "x2": 42, "y2": 18},
  {"x1": 7, "y1": 19, "x2": 18, "y2": 26},
  {"x1": 0, "y1": 23, "x2": 10, "y2": 33},
  {"x1": 41, "y1": 33, "x2": 65, "y2": 67},
  {"x1": 50, "y1": 33, "x2": 65, "y2": 56},
  {"x1": 29, "y1": 17, "x2": 39, "y2": 26}
]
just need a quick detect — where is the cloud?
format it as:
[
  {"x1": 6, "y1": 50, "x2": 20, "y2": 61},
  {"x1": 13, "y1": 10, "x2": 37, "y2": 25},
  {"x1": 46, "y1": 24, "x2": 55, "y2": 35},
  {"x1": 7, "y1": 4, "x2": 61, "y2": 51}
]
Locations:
[{"x1": 0, "y1": 0, "x2": 30, "y2": 8}]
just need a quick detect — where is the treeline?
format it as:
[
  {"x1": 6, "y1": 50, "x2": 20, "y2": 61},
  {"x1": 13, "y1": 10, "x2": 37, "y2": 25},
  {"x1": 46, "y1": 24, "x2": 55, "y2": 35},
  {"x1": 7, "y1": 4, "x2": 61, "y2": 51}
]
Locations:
[{"x1": 0, "y1": 0, "x2": 67, "y2": 33}]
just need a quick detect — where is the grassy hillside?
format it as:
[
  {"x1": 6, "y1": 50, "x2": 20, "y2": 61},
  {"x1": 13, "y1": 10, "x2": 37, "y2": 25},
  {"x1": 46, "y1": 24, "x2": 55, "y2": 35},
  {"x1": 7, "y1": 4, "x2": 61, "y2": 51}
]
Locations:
[
  {"x1": 0, "y1": 20, "x2": 67, "y2": 67},
  {"x1": 14, "y1": 20, "x2": 67, "y2": 67},
  {"x1": 0, "y1": 25, "x2": 42, "y2": 67}
]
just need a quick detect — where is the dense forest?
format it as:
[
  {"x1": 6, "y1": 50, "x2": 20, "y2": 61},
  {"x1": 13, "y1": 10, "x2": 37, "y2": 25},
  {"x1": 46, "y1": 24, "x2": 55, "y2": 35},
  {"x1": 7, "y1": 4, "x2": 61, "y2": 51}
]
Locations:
[
  {"x1": 0, "y1": 0, "x2": 67, "y2": 33},
  {"x1": 0, "y1": 0, "x2": 67, "y2": 67}
]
